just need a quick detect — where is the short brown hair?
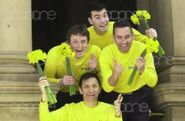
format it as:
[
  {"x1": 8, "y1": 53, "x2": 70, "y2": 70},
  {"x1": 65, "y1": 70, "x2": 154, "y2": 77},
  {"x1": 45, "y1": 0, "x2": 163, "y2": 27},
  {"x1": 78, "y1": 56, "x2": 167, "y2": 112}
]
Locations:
[{"x1": 66, "y1": 24, "x2": 90, "y2": 43}]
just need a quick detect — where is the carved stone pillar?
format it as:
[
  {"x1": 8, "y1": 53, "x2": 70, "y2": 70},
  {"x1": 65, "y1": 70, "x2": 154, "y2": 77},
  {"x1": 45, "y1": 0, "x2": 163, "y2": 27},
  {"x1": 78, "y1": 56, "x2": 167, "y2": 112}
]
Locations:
[
  {"x1": 137, "y1": 0, "x2": 185, "y2": 121},
  {"x1": 0, "y1": 0, "x2": 37, "y2": 81},
  {"x1": 0, "y1": 0, "x2": 39, "y2": 121}
]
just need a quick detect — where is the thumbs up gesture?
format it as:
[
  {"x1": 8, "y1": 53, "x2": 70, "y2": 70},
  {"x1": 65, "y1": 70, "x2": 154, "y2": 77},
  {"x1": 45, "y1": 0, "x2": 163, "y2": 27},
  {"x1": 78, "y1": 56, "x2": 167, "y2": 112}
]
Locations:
[{"x1": 89, "y1": 54, "x2": 97, "y2": 71}]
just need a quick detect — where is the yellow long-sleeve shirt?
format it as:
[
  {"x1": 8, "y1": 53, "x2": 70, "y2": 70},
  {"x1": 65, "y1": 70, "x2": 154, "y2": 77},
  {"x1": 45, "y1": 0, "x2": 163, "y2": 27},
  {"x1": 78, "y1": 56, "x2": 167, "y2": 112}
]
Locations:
[
  {"x1": 39, "y1": 101, "x2": 122, "y2": 121},
  {"x1": 88, "y1": 21, "x2": 148, "y2": 49},
  {"x1": 44, "y1": 44, "x2": 101, "y2": 92},
  {"x1": 99, "y1": 41, "x2": 158, "y2": 93}
]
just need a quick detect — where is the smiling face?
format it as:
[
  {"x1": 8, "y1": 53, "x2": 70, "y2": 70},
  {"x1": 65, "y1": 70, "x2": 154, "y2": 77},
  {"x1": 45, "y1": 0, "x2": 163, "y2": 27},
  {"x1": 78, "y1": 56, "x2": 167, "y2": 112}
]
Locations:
[
  {"x1": 114, "y1": 27, "x2": 134, "y2": 53},
  {"x1": 69, "y1": 34, "x2": 88, "y2": 58},
  {"x1": 79, "y1": 77, "x2": 101, "y2": 102},
  {"x1": 88, "y1": 8, "x2": 109, "y2": 35}
]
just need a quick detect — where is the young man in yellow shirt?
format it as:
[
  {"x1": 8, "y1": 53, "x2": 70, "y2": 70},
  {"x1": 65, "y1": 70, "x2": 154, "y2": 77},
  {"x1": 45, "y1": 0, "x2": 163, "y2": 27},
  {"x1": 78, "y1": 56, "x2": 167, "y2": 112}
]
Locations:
[
  {"x1": 99, "y1": 20, "x2": 158, "y2": 121},
  {"x1": 39, "y1": 72, "x2": 123, "y2": 121},
  {"x1": 87, "y1": 2, "x2": 157, "y2": 49},
  {"x1": 44, "y1": 25, "x2": 101, "y2": 110}
]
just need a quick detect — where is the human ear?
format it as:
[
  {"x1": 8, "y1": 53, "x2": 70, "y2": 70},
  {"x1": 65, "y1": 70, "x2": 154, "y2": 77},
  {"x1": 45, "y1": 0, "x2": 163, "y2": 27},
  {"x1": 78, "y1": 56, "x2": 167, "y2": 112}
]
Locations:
[
  {"x1": 79, "y1": 87, "x2": 83, "y2": 94},
  {"x1": 88, "y1": 17, "x2": 93, "y2": 25}
]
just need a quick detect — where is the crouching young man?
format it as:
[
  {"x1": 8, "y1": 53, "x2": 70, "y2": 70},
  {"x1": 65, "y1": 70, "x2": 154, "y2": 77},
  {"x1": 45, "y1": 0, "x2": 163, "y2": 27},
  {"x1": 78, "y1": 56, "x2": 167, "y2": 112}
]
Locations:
[{"x1": 39, "y1": 72, "x2": 123, "y2": 121}]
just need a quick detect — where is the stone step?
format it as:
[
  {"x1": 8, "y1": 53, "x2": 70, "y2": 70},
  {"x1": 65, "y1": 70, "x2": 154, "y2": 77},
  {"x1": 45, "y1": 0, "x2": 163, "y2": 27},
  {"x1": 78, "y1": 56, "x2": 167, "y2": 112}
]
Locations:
[{"x1": 0, "y1": 80, "x2": 59, "y2": 121}]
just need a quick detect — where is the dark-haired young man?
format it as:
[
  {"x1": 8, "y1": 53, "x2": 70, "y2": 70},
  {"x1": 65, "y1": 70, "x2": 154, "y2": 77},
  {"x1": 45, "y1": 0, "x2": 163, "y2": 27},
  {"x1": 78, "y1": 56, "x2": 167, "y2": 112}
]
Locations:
[
  {"x1": 87, "y1": 2, "x2": 157, "y2": 49},
  {"x1": 99, "y1": 20, "x2": 158, "y2": 121},
  {"x1": 39, "y1": 72, "x2": 123, "y2": 121},
  {"x1": 44, "y1": 25, "x2": 101, "y2": 109}
]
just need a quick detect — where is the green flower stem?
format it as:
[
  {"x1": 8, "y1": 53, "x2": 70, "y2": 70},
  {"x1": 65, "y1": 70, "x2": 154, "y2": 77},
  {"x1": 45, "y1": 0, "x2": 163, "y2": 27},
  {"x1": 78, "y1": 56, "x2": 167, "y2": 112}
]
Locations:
[
  {"x1": 158, "y1": 46, "x2": 165, "y2": 56},
  {"x1": 153, "y1": 38, "x2": 165, "y2": 56},
  {"x1": 128, "y1": 49, "x2": 147, "y2": 85},
  {"x1": 36, "y1": 63, "x2": 45, "y2": 77},
  {"x1": 140, "y1": 19, "x2": 150, "y2": 29},
  {"x1": 45, "y1": 86, "x2": 57, "y2": 104},
  {"x1": 36, "y1": 63, "x2": 57, "y2": 104},
  {"x1": 65, "y1": 57, "x2": 76, "y2": 96},
  {"x1": 140, "y1": 18, "x2": 165, "y2": 56},
  {"x1": 66, "y1": 57, "x2": 72, "y2": 74},
  {"x1": 128, "y1": 66, "x2": 137, "y2": 85}
]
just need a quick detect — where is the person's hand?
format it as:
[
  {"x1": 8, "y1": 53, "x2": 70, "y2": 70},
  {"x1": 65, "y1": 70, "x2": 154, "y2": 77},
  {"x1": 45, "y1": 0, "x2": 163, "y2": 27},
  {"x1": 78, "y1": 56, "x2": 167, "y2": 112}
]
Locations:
[
  {"x1": 39, "y1": 77, "x2": 50, "y2": 94},
  {"x1": 114, "y1": 94, "x2": 123, "y2": 117},
  {"x1": 89, "y1": 54, "x2": 97, "y2": 71},
  {"x1": 60, "y1": 75, "x2": 75, "y2": 86},
  {"x1": 145, "y1": 28, "x2": 158, "y2": 39},
  {"x1": 39, "y1": 77, "x2": 50, "y2": 102},
  {"x1": 113, "y1": 59, "x2": 123, "y2": 80},
  {"x1": 136, "y1": 57, "x2": 145, "y2": 74},
  {"x1": 108, "y1": 59, "x2": 123, "y2": 86}
]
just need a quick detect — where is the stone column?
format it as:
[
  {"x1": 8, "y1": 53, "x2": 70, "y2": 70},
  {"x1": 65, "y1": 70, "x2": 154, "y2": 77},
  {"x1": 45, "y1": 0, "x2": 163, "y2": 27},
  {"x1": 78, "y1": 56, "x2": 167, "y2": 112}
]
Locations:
[
  {"x1": 0, "y1": 0, "x2": 37, "y2": 81},
  {"x1": 137, "y1": 0, "x2": 185, "y2": 121},
  {"x1": 0, "y1": 0, "x2": 40, "y2": 121}
]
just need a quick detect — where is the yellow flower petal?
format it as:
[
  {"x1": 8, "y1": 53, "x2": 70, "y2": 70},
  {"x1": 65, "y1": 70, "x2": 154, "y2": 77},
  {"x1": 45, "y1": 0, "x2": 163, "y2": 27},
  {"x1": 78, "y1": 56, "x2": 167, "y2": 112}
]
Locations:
[
  {"x1": 145, "y1": 38, "x2": 159, "y2": 53},
  {"x1": 136, "y1": 10, "x2": 143, "y2": 17},
  {"x1": 27, "y1": 49, "x2": 47, "y2": 64},
  {"x1": 60, "y1": 42, "x2": 75, "y2": 57},
  {"x1": 142, "y1": 10, "x2": 151, "y2": 20},
  {"x1": 130, "y1": 14, "x2": 140, "y2": 25}
]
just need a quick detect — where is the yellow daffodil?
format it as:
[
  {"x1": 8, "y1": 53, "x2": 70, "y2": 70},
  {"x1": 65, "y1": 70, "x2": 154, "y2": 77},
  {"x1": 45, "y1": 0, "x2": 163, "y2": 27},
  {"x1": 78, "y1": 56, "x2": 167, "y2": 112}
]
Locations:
[
  {"x1": 146, "y1": 38, "x2": 159, "y2": 53},
  {"x1": 128, "y1": 9, "x2": 165, "y2": 85},
  {"x1": 130, "y1": 9, "x2": 165, "y2": 56},
  {"x1": 128, "y1": 49, "x2": 147, "y2": 85},
  {"x1": 60, "y1": 42, "x2": 76, "y2": 96},
  {"x1": 60, "y1": 43, "x2": 75, "y2": 57},
  {"x1": 130, "y1": 10, "x2": 151, "y2": 27},
  {"x1": 130, "y1": 14, "x2": 140, "y2": 25},
  {"x1": 142, "y1": 10, "x2": 151, "y2": 20},
  {"x1": 136, "y1": 10, "x2": 143, "y2": 17},
  {"x1": 27, "y1": 49, "x2": 47, "y2": 64},
  {"x1": 27, "y1": 49, "x2": 57, "y2": 104}
]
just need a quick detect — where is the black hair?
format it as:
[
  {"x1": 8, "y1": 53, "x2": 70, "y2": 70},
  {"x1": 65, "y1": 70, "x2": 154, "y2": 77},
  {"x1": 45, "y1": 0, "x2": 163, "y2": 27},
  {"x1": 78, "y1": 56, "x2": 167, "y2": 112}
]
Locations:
[
  {"x1": 66, "y1": 24, "x2": 90, "y2": 43},
  {"x1": 79, "y1": 72, "x2": 101, "y2": 88},
  {"x1": 113, "y1": 20, "x2": 133, "y2": 35},
  {"x1": 87, "y1": 2, "x2": 107, "y2": 18}
]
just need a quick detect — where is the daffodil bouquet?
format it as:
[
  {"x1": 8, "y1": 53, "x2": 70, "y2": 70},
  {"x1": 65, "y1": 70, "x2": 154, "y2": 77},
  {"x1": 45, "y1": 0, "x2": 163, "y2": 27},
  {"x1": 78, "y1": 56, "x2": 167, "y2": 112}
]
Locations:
[
  {"x1": 130, "y1": 10, "x2": 165, "y2": 56},
  {"x1": 128, "y1": 49, "x2": 146, "y2": 85},
  {"x1": 127, "y1": 38, "x2": 160, "y2": 85},
  {"x1": 27, "y1": 49, "x2": 57, "y2": 104},
  {"x1": 127, "y1": 10, "x2": 165, "y2": 85},
  {"x1": 60, "y1": 43, "x2": 76, "y2": 96},
  {"x1": 128, "y1": 39, "x2": 159, "y2": 85}
]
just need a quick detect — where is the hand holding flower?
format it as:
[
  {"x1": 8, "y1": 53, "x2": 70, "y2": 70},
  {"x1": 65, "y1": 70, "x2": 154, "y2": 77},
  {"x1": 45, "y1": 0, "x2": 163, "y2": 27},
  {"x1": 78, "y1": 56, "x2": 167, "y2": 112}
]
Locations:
[
  {"x1": 128, "y1": 49, "x2": 147, "y2": 85},
  {"x1": 27, "y1": 49, "x2": 57, "y2": 104},
  {"x1": 145, "y1": 28, "x2": 158, "y2": 39},
  {"x1": 60, "y1": 42, "x2": 76, "y2": 96},
  {"x1": 136, "y1": 57, "x2": 145, "y2": 74},
  {"x1": 60, "y1": 75, "x2": 75, "y2": 86},
  {"x1": 39, "y1": 77, "x2": 50, "y2": 93},
  {"x1": 130, "y1": 10, "x2": 165, "y2": 56},
  {"x1": 39, "y1": 77, "x2": 50, "y2": 102}
]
